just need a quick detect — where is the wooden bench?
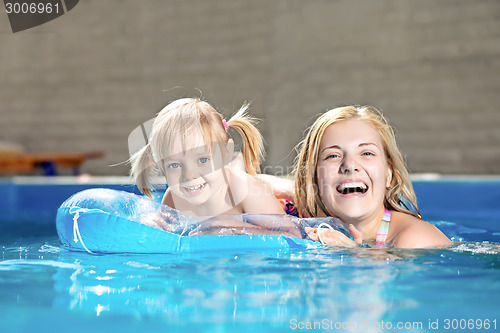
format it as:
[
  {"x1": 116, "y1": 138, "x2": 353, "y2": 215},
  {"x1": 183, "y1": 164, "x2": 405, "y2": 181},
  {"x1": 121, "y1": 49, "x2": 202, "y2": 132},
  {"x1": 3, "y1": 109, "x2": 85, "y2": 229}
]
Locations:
[{"x1": 0, "y1": 152, "x2": 103, "y2": 175}]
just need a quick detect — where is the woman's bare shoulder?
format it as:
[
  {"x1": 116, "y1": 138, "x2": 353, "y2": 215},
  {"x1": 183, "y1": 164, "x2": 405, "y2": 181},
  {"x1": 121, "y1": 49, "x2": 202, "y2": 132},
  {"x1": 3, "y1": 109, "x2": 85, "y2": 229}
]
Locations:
[{"x1": 390, "y1": 211, "x2": 452, "y2": 249}]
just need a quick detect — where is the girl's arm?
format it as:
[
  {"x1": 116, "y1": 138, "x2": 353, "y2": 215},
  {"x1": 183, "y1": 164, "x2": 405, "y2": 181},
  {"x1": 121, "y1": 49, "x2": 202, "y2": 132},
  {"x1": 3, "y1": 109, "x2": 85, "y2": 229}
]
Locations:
[
  {"x1": 242, "y1": 174, "x2": 286, "y2": 214},
  {"x1": 188, "y1": 173, "x2": 302, "y2": 238},
  {"x1": 256, "y1": 174, "x2": 295, "y2": 202}
]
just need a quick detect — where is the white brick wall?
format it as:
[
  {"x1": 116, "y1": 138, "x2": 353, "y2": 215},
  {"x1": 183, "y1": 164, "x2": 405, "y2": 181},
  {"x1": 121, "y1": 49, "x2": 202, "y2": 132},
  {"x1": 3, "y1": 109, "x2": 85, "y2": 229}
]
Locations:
[{"x1": 0, "y1": 0, "x2": 499, "y2": 175}]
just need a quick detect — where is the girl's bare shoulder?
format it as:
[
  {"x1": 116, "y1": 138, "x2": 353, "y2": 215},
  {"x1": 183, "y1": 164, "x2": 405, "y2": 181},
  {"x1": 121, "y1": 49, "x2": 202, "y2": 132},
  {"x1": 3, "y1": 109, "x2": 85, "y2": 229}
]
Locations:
[{"x1": 226, "y1": 168, "x2": 284, "y2": 214}]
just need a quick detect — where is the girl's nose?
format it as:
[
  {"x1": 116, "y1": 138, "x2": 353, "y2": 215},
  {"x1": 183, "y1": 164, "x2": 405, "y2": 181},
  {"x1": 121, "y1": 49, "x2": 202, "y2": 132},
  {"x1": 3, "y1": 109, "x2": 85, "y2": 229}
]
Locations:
[{"x1": 182, "y1": 163, "x2": 198, "y2": 180}]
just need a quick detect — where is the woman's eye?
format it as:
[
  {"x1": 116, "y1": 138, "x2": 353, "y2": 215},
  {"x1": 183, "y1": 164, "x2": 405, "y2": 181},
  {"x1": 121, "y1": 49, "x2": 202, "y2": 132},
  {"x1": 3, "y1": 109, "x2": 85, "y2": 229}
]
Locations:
[
  {"x1": 199, "y1": 157, "x2": 210, "y2": 164},
  {"x1": 362, "y1": 151, "x2": 375, "y2": 157}
]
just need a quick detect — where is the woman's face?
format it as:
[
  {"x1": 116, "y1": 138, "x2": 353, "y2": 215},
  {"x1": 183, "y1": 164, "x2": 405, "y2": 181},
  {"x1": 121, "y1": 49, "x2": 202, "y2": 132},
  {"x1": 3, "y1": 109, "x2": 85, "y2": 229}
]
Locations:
[{"x1": 315, "y1": 119, "x2": 392, "y2": 222}]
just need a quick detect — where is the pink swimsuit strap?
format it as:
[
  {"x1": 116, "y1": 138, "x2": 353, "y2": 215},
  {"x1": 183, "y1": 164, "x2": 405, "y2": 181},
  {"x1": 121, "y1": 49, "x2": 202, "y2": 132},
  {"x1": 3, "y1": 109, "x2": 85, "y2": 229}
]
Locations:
[{"x1": 375, "y1": 208, "x2": 391, "y2": 247}]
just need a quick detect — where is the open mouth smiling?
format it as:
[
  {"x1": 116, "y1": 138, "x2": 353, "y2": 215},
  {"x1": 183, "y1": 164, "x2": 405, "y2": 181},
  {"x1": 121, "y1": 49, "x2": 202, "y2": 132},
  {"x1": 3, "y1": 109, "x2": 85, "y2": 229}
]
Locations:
[
  {"x1": 183, "y1": 183, "x2": 206, "y2": 193},
  {"x1": 336, "y1": 181, "x2": 368, "y2": 195}
]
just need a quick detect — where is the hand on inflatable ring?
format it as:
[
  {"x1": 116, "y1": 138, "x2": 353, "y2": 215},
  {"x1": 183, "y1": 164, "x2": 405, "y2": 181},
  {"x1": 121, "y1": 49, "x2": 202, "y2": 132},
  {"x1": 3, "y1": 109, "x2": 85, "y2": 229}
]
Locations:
[
  {"x1": 188, "y1": 220, "x2": 275, "y2": 236},
  {"x1": 140, "y1": 213, "x2": 173, "y2": 231},
  {"x1": 305, "y1": 224, "x2": 362, "y2": 248}
]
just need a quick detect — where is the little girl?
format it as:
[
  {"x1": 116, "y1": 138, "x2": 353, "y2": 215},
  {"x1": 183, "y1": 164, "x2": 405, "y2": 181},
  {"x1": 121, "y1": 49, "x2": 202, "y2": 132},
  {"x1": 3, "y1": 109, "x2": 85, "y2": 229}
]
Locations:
[{"x1": 129, "y1": 98, "x2": 288, "y2": 232}]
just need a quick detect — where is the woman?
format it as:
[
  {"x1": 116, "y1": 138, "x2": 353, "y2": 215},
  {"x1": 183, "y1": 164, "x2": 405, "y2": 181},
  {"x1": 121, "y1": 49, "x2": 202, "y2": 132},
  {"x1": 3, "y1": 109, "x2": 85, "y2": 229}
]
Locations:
[{"x1": 274, "y1": 105, "x2": 451, "y2": 248}]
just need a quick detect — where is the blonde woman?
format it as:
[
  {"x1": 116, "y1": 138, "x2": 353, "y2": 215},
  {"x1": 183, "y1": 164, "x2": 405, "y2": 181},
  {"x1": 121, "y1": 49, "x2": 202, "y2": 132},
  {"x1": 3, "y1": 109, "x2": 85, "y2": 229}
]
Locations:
[{"x1": 266, "y1": 105, "x2": 451, "y2": 248}]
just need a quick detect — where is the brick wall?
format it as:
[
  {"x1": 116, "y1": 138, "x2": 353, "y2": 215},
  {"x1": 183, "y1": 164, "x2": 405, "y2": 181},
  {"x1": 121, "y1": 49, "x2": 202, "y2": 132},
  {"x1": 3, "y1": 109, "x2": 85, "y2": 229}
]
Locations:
[{"x1": 1, "y1": 0, "x2": 499, "y2": 175}]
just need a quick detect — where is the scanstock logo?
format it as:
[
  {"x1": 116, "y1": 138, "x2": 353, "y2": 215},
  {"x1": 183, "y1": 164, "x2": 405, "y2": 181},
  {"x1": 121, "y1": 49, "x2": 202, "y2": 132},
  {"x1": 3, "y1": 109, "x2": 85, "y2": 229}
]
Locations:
[{"x1": 4, "y1": 0, "x2": 79, "y2": 33}]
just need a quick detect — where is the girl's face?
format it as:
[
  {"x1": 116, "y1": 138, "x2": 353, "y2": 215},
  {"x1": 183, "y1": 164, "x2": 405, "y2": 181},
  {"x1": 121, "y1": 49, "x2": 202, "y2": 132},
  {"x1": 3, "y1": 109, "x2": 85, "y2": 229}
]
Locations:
[
  {"x1": 162, "y1": 133, "x2": 230, "y2": 207},
  {"x1": 316, "y1": 119, "x2": 392, "y2": 222}
]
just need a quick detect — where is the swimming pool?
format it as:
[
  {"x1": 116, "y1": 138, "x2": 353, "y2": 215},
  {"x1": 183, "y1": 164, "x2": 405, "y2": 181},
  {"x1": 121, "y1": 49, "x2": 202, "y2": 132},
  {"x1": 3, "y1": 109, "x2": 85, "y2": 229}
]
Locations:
[{"x1": 1, "y1": 176, "x2": 499, "y2": 333}]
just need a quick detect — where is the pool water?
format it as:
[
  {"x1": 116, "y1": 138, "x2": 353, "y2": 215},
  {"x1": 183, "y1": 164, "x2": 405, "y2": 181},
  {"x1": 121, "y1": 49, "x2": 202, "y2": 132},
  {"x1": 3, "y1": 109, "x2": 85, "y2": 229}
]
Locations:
[{"x1": 0, "y1": 178, "x2": 499, "y2": 333}]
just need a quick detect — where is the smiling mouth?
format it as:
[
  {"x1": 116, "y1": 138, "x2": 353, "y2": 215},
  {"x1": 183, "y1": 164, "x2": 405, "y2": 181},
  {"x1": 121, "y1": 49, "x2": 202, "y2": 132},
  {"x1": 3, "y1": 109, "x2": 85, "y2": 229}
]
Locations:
[
  {"x1": 183, "y1": 183, "x2": 206, "y2": 193},
  {"x1": 336, "y1": 182, "x2": 368, "y2": 195}
]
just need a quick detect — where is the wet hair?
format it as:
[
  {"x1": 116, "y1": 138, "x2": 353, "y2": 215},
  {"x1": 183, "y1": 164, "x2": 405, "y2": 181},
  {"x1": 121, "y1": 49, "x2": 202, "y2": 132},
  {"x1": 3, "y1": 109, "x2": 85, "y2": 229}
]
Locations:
[
  {"x1": 130, "y1": 98, "x2": 264, "y2": 197},
  {"x1": 293, "y1": 105, "x2": 420, "y2": 218}
]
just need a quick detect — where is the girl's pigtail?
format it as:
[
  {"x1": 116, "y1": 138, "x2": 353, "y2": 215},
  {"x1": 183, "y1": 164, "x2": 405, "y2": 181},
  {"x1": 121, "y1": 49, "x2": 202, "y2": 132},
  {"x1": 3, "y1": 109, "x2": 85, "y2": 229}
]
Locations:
[
  {"x1": 130, "y1": 144, "x2": 155, "y2": 198},
  {"x1": 226, "y1": 103, "x2": 264, "y2": 176}
]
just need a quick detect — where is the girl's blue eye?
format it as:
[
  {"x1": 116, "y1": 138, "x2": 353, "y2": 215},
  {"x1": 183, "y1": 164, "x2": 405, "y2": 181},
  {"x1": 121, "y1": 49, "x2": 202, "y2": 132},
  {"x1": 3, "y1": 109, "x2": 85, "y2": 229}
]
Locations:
[
  {"x1": 168, "y1": 163, "x2": 180, "y2": 169},
  {"x1": 362, "y1": 152, "x2": 375, "y2": 156},
  {"x1": 199, "y1": 157, "x2": 209, "y2": 164},
  {"x1": 325, "y1": 154, "x2": 339, "y2": 160}
]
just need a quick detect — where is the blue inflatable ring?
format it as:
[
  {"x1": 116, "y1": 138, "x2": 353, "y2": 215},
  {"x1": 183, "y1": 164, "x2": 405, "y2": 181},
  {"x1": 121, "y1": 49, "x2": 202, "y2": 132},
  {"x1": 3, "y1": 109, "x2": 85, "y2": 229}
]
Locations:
[{"x1": 56, "y1": 188, "x2": 347, "y2": 254}]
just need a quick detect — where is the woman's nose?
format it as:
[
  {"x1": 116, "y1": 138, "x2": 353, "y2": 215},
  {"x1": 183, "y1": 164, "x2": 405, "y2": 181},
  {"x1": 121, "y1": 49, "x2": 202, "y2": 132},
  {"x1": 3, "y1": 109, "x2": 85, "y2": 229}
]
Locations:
[{"x1": 339, "y1": 156, "x2": 359, "y2": 174}]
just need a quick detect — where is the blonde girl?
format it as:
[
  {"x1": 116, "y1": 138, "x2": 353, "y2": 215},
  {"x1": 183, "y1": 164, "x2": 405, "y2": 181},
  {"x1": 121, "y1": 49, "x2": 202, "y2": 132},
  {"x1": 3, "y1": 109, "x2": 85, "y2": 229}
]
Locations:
[
  {"x1": 130, "y1": 98, "x2": 285, "y2": 231},
  {"x1": 295, "y1": 105, "x2": 451, "y2": 248}
]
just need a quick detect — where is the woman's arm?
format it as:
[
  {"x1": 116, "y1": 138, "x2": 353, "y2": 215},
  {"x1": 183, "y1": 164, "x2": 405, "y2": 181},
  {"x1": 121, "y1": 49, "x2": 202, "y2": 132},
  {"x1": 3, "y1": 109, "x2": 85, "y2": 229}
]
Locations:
[{"x1": 305, "y1": 224, "x2": 363, "y2": 247}]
